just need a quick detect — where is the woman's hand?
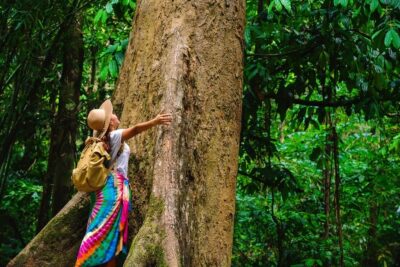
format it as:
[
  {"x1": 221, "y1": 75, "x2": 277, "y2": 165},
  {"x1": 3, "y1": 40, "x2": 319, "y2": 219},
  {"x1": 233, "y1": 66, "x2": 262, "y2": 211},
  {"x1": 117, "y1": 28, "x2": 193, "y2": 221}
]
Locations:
[
  {"x1": 154, "y1": 112, "x2": 173, "y2": 126},
  {"x1": 121, "y1": 112, "x2": 173, "y2": 141}
]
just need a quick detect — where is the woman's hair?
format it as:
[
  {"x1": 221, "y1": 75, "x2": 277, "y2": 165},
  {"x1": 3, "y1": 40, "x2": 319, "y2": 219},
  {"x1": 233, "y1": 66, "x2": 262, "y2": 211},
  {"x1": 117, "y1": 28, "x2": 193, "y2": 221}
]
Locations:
[
  {"x1": 101, "y1": 129, "x2": 112, "y2": 168},
  {"x1": 101, "y1": 130, "x2": 111, "y2": 153}
]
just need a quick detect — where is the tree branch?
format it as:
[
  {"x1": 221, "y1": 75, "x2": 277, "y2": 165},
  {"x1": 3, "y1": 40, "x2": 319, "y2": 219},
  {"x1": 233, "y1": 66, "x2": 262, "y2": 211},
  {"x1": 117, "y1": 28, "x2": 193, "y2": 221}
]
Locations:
[
  {"x1": 246, "y1": 41, "x2": 320, "y2": 58},
  {"x1": 262, "y1": 92, "x2": 400, "y2": 107}
]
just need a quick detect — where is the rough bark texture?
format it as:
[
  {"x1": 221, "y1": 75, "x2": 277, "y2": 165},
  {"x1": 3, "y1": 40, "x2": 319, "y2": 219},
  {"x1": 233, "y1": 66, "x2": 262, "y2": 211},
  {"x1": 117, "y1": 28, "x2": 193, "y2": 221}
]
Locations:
[
  {"x1": 113, "y1": 0, "x2": 245, "y2": 266},
  {"x1": 7, "y1": 192, "x2": 90, "y2": 267}
]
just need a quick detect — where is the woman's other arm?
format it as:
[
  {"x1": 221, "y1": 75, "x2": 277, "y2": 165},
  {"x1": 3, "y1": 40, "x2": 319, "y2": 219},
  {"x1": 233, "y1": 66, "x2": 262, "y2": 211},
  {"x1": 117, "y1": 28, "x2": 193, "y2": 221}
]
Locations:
[{"x1": 121, "y1": 112, "x2": 172, "y2": 141}]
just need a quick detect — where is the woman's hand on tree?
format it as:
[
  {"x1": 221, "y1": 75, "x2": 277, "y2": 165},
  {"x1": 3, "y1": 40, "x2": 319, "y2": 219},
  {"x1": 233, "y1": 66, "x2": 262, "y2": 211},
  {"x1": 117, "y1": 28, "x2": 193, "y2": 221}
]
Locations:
[{"x1": 154, "y1": 113, "x2": 172, "y2": 126}]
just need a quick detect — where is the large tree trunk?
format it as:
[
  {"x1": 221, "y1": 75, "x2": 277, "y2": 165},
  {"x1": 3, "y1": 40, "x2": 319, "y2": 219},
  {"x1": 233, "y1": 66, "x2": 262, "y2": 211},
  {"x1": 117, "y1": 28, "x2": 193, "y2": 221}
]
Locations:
[
  {"x1": 9, "y1": 0, "x2": 245, "y2": 266},
  {"x1": 117, "y1": 1, "x2": 244, "y2": 266},
  {"x1": 113, "y1": 1, "x2": 245, "y2": 266}
]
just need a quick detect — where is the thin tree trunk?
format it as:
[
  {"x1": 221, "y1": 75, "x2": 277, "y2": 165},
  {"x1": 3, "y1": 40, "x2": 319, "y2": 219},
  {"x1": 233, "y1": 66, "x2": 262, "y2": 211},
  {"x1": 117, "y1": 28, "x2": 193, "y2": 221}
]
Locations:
[
  {"x1": 37, "y1": 13, "x2": 83, "y2": 231},
  {"x1": 248, "y1": 0, "x2": 265, "y2": 102},
  {"x1": 89, "y1": 45, "x2": 97, "y2": 95},
  {"x1": 36, "y1": 173, "x2": 53, "y2": 233},
  {"x1": 271, "y1": 189, "x2": 285, "y2": 267},
  {"x1": 362, "y1": 203, "x2": 378, "y2": 266},
  {"x1": 332, "y1": 126, "x2": 344, "y2": 267},
  {"x1": 323, "y1": 121, "x2": 332, "y2": 240},
  {"x1": 279, "y1": 120, "x2": 285, "y2": 143},
  {"x1": 0, "y1": 46, "x2": 17, "y2": 96},
  {"x1": 0, "y1": 76, "x2": 20, "y2": 201},
  {"x1": 51, "y1": 13, "x2": 83, "y2": 216}
]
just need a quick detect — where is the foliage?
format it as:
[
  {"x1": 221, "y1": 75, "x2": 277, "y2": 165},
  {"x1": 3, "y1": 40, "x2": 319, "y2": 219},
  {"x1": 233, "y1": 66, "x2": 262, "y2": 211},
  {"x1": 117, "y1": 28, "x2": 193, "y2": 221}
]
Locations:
[
  {"x1": 0, "y1": 176, "x2": 42, "y2": 267},
  {"x1": 234, "y1": 0, "x2": 400, "y2": 266},
  {"x1": 234, "y1": 108, "x2": 400, "y2": 266}
]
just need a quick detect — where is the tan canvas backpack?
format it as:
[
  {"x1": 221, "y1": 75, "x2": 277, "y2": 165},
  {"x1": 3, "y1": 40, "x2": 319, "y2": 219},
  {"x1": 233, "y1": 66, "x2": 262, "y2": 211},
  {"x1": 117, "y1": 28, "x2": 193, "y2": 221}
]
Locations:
[{"x1": 71, "y1": 137, "x2": 112, "y2": 192}]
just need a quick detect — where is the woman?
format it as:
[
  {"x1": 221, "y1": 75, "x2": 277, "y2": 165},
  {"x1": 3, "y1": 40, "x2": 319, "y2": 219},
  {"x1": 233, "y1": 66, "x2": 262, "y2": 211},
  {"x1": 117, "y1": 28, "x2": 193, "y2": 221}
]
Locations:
[{"x1": 75, "y1": 99, "x2": 172, "y2": 267}]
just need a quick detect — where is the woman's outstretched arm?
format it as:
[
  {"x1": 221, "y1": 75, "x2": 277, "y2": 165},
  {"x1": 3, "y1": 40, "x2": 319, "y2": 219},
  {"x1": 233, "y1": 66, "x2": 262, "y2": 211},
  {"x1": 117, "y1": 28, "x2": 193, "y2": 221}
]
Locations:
[{"x1": 121, "y1": 112, "x2": 172, "y2": 141}]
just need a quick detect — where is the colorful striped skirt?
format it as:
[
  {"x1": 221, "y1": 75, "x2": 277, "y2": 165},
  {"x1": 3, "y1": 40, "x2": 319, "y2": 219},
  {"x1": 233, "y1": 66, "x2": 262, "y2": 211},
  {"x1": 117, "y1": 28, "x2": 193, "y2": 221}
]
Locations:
[{"x1": 75, "y1": 171, "x2": 132, "y2": 267}]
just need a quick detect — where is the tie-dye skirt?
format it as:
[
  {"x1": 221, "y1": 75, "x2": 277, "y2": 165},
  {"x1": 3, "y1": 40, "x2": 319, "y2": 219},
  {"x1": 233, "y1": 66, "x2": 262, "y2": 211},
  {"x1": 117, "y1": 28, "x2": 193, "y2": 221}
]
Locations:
[{"x1": 75, "y1": 171, "x2": 132, "y2": 267}]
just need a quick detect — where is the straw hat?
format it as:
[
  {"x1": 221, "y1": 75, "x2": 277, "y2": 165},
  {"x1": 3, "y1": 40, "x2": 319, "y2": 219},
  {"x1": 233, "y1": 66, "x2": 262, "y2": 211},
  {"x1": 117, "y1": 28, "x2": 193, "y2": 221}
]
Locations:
[{"x1": 87, "y1": 99, "x2": 113, "y2": 138}]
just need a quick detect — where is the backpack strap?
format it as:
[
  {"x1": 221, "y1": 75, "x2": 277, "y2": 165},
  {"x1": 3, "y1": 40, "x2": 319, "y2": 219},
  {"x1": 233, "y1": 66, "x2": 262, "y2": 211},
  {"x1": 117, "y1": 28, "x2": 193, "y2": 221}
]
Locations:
[
  {"x1": 110, "y1": 142, "x2": 124, "y2": 187},
  {"x1": 110, "y1": 142, "x2": 124, "y2": 171},
  {"x1": 85, "y1": 136, "x2": 102, "y2": 146}
]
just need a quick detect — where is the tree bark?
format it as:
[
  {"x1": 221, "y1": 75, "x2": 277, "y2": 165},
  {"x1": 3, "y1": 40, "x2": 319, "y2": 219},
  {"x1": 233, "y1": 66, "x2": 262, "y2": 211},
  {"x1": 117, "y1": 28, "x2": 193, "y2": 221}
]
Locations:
[
  {"x1": 9, "y1": 0, "x2": 245, "y2": 266},
  {"x1": 37, "y1": 13, "x2": 83, "y2": 232},
  {"x1": 323, "y1": 124, "x2": 332, "y2": 240},
  {"x1": 333, "y1": 126, "x2": 344, "y2": 267},
  {"x1": 362, "y1": 203, "x2": 378, "y2": 267},
  {"x1": 51, "y1": 13, "x2": 83, "y2": 216},
  {"x1": 113, "y1": 0, "x2": 245, "y2": 266}
]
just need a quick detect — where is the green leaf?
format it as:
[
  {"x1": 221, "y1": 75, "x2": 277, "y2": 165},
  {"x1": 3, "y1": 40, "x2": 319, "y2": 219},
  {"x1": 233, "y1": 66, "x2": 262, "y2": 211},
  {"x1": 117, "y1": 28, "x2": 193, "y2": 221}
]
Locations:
[
  {"x1": 391, "y1": 29, "x2": 400, "y2": 48},
  {"x1": 101, "y1": 11, "x2": 108, "y2": 24},
  {"x1": 105, "y1": 3, "x2": 113, "y2": 14},
  {"x1": 370, "y1": 0, "x2": 379, "y2": 13},
  {"x1": 305, "y1": 259, "x2": 315, "y2": 267},
  {"x1": 122, "y1": 0, "x2": 129, "y2": 5},
  {"x1": 94, "y1": 10, "x2": 103, "y2": 24},
  {"x1": 384, "y1": 30, "x2": 393, "y2": 47},
  {"x1": 280, "y1": 0, "x2": 291, "y2": 12},
  {"x1": 247, "y1": 65, "x2": 258, "y2": 80},
  {"x1": 334, "y1": 0, "x2": 340, "y2": 6},
  {"x1": 372, "y1": 28, "x2": 383, "y2": 40},
  {"x1": 340, "y1": 0, "x2": 348, "y2": 7},
  {"x1": 109, "y1": 60, "x2": 118, "y2": 78},
  {"x1": 100, "y1": 66, "x2": 108, "y2": 81},
  {"x1": 268, "y1": 1, "x2": 275, "y2": 18},
  {"x1": 352, "y1": 7, "x2": 361, "y2": 18},
  {"x1": 275, "y1": 0, "x2": 282, "y2": 11},
  {"x1": 121, "y1": 38, "x2": 129, "y2": 48},
  {"x1": 115, "y1": 52, "x2": 124, "y2": 66},
  {"x1": 106, "y1": 44, "x2": 117, "y2": 54}
]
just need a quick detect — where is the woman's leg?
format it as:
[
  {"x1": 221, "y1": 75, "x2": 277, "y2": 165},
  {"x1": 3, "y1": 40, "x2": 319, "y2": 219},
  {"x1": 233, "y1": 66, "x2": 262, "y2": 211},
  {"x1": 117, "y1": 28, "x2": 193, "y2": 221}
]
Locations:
[
  {"x1": 97, "y1": 257, "x2": 116, "y2": 267},
  {"x1": 105, "y1": 257, "x2": 117, "y2": 267}
]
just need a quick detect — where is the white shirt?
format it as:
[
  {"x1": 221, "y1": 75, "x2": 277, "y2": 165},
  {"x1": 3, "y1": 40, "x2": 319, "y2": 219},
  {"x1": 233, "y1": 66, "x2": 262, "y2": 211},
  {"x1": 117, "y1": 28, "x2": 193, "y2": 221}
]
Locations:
[{"x1": 109, "y1": 129, "x2": 130, "y2": 177}]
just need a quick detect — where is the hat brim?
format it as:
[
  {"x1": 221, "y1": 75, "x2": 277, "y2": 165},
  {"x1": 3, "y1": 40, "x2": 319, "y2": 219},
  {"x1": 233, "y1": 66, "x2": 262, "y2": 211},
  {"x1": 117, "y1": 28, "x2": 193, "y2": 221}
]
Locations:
[{"x1": 93, "y1": 99, "x2": 113, "y2": 138}]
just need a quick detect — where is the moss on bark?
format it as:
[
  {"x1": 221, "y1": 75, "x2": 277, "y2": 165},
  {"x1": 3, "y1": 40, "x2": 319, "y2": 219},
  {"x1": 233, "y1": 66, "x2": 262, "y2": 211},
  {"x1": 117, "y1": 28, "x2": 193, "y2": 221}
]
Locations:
[
  {"x1": 7, "y1": 192, "x2": 90, "y2": 267},
  {"x1": 124, "y1": 195, "x2": 168, "y2": 267}
]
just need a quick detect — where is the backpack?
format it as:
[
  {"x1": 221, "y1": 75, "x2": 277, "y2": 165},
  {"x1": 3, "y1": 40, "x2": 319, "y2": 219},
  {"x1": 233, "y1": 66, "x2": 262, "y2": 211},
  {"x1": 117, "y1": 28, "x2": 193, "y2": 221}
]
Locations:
[{"x1": 71, "y1": 137, "x2": 113, "y2": 192}]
